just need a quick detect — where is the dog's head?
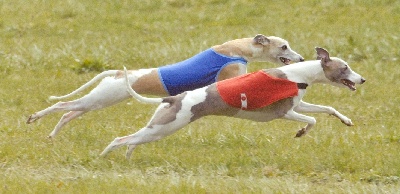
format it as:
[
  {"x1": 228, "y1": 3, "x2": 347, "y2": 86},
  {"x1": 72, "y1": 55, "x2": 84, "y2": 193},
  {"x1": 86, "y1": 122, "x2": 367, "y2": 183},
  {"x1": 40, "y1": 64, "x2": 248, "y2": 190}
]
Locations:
[
  {"x1": 253, "y1": 34, "x2": 304, "y2": 65},
  {"x1": 316, "y1": 47, "x2": 366, "y2": 91}
]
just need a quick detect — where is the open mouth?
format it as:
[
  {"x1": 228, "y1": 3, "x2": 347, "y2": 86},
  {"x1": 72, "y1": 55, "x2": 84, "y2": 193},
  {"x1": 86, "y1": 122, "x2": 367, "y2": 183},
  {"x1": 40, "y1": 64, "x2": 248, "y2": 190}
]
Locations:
[
  {"x1": 279, "y1": 57, "x2": 291, "y2": 65},
  {"x1": 341, "y1": 79, "x2": 356, "y2": 91}
]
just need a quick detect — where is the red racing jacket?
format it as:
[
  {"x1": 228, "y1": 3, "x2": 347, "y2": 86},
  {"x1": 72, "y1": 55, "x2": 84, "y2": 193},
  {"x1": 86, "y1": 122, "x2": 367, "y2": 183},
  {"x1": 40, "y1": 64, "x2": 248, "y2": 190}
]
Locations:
[{"x1": 217, "y1": 70, "x2": 304, "y2": 110}]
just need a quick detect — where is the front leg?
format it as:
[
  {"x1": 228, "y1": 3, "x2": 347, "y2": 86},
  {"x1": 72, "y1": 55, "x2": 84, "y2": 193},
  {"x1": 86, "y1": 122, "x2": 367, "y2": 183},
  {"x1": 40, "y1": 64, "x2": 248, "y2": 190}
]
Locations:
[
  {"x1": 217, "y1": 63, "x2": 246, "y2": 81},
  {"x1": 294, "y1": 101, "x2": 353, "y2": 126},
  {"x1": 283, "y1": 110, "x2": 316, "y2": 137}
]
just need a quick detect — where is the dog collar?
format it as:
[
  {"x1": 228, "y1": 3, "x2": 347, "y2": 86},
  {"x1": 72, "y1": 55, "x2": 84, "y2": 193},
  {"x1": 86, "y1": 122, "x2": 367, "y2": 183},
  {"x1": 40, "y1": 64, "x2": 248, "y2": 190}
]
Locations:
[{"x1": 297, "y1": 83, "x2": 308, "y2": 89}]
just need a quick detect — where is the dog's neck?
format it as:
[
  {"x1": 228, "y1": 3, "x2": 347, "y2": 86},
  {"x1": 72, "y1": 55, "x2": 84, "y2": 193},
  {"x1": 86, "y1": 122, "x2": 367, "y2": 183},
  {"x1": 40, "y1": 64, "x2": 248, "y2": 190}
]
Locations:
[
  {"x1": 277, "y1": 60, "x2": 328, "y2": 86},
  {"x1": 213, "y1": 38, "x2": 276, "y2": 62},
  {"x1": 212, "y1": 38, "x2": 252, "y2": 60}
]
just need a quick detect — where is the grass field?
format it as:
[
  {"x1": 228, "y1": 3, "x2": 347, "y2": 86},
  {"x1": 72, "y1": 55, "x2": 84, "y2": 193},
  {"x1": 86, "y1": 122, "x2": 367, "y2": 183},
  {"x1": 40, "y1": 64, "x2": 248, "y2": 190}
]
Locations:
[{"x1": 1, "y1": 0, "x2": 400, "y2": 193}]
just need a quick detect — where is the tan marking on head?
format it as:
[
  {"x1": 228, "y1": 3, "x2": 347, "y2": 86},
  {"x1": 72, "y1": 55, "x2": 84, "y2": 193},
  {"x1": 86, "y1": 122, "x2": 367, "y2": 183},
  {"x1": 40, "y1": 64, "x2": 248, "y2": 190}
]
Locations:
[
  {"x1": 317, "y1": 47, "x2": 348, "y2": 83},
  {"x1": 316, "y1": 47, "x2": 364, "y2": 90}
]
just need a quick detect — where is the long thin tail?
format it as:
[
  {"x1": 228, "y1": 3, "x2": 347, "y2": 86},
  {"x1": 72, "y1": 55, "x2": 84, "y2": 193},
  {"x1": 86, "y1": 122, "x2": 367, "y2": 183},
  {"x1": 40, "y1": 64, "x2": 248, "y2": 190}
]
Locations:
[
  {"x1": 48, "y1": 70, "x2": 119, "y2": 100},
  {"x1": 124, "y1": 66, "x2": 163, "y2": 104}
]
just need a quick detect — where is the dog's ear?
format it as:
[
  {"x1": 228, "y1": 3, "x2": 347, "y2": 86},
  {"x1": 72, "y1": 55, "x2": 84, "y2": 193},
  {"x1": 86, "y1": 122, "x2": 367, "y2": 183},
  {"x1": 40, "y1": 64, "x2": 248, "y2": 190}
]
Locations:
[
  {"x1": 253, "y1": 34, "x2": 270, "y2": 45},
  {"x1": 315, "y1": 47, "x2": 331, "y2": 63}
]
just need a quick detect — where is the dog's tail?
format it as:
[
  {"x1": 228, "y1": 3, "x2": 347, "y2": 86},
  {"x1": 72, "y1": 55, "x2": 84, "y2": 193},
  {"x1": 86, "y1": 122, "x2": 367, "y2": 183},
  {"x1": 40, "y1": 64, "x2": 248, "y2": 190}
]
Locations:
[
  {"x1": 124, "y1": 66, "x2": 163, "y2": 104},
  {"x1": 48, "y1": 70, "x2": 119, "y2": 101}
]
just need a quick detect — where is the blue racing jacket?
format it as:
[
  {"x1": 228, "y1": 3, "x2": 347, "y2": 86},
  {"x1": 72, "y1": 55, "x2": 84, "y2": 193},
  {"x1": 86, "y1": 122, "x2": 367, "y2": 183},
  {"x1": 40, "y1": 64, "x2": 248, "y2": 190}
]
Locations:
[{"x1": 158, "y1": 48, "x2": 248, "y2": 96}]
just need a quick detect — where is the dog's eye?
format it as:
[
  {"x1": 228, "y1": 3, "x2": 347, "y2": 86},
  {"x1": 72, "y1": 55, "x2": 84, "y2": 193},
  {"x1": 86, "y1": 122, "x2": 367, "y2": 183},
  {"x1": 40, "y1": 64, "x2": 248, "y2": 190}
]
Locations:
[
  {"x1": 281, "y1": 45, "x2": 287, "y2": 50},
  {"x1": 342, "y1": 65, "x2": 349, "y2": 72}
]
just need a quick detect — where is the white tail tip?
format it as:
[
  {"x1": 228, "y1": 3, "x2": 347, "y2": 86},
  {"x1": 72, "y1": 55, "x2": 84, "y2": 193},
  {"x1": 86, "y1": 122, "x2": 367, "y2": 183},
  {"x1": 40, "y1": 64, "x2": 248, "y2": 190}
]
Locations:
[{"x1": 48, "y1": 96, "x2": 61, "y2": 101}]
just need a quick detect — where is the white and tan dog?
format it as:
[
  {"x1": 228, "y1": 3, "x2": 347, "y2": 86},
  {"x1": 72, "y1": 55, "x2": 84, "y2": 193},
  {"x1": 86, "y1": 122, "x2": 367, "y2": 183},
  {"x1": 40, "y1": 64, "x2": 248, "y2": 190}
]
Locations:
[
  {"x1": 100, "y1": 47, "x2": 365, "y2": 159},
  {"x1": 27, "y1": 34, "x2": 304, "y2": 138}
]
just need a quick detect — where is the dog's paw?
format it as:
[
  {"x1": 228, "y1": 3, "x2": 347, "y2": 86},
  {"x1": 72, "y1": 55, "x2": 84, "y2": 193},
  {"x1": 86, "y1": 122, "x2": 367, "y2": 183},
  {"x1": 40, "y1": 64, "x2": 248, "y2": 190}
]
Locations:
[
  {"x1": 26, "y1": 114, "x2": 38, "y2": 124},
  {"x1": 100, "y1": 138, "x2": 124, "y2": 157},
  {"x1": 334, "y1": 113, "x2": 353, "y2": 126},
  {"x1": 125, "y1": 145, "x2": 136, "y2": 160},
  {"x1": 295, "y1": 128, "x2": 307, "y2": 138},
  {"x1": 341, "y1": 118, "x2": 353, "y2": 126}
]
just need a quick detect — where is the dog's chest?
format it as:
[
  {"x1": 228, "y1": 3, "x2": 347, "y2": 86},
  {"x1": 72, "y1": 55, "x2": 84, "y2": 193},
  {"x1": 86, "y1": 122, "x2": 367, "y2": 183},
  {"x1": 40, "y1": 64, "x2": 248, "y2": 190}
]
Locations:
[{"x1": 216, "y1": 70, "x2": 299, "y2": 110}]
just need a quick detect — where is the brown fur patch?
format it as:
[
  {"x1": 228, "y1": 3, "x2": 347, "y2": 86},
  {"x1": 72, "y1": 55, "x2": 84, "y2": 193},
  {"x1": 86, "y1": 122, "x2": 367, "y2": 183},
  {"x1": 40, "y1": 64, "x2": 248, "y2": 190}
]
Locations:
[
  {"x1": 190, "y1": 85, "x2": 238, "y2": 122},
  {"x1": 217, "y1": 63, "x2": 241, "y2": 81},
  {"x1": 116, "y1": 69, "x2": 168, "y2": 96},
  {"x1": 322, "y1": 59, "x2": 349, "y2": 83},
  {"x1": 262, "y1": 68, "x2": 288, "y2": 79},
  {"x1": 147, "y1": 93, "x2": 187, "y2": 127},
  {"x1": 247, "y1": 98, "x2": 294, "y2": 119}
]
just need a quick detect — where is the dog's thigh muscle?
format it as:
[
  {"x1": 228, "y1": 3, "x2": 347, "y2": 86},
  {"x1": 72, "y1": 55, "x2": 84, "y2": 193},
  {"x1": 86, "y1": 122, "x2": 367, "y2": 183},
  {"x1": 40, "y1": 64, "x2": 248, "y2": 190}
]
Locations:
[
  {"x1": 131, "y1": 69, "x2": 168, "y2": 96},
  {"x1": 217, "y1": 63, "x2": 246, "y2": 81}
]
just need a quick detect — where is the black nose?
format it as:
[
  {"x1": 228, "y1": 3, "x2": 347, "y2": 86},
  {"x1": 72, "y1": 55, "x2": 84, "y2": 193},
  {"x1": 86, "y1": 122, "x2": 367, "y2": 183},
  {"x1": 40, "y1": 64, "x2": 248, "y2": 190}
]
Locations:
[
  {"x1": 361, "y1": 78, "x2": 366, "y2": 84},
  {"x1": 299, "y1": 57, "x2": 305, "y2": 62}
]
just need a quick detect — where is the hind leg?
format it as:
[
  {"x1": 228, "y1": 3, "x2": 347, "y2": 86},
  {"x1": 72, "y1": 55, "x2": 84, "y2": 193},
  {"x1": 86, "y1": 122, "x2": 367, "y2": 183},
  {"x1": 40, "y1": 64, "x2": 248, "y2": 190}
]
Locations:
[
  {"x1": 48, "y1": 111, "x2": 86, "y2": 138},
  {"x1": 27, "y1": 77, "x2": 133, "y2": 126},
  {"x1": 27, "y1": 101, "x2": 85, "y2": 124},
  {"x1": 27, "y1": 68, "x2": 165, "y2": 125},
  {"x1": 100, "y1": 102, "x2": 194, "y2": 157},
  {"x1": 125, "y1": 145, "x2": 137, "y2": 159},
  {"x1": 100, "y1": 123, "x2": 188, "y2": 157},
  {"x1": 27, "y1": 74, "x2": 135, "y2": 125},
  {"x1": 100, "y1": 126, "x2": 167, "y2": 157}
]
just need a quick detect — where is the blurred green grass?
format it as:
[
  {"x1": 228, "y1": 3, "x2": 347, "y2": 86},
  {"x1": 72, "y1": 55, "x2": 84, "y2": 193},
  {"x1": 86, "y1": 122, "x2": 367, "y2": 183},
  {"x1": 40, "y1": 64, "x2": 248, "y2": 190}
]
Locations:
[{"x1": 1, "y1": 0, "x2": 400, "y2": 193}]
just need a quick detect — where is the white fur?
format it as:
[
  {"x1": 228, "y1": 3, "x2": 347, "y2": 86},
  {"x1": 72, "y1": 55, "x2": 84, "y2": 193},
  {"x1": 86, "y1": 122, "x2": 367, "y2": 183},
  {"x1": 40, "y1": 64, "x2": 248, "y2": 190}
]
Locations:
[
  {"x1": 100, "y1": 48, "x2": 365, "y2": 159},
  {"x1": 27, "y1": 35, "x2": 304, "y2": 139}
]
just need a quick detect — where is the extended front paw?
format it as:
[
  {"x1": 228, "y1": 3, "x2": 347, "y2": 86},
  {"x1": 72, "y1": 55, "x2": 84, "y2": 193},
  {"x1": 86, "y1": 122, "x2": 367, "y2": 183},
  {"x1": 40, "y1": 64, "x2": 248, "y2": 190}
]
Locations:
[
  {"x1": 341, "y1": 118, "x2": 353, "y2": 126},
  {"x1": 332, "y1": 112, "x2": 353, "y2": 126}
]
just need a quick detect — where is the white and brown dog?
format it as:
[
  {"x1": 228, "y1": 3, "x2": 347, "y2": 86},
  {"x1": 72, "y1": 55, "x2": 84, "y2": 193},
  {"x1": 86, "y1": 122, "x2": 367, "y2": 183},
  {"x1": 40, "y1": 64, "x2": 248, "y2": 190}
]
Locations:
[
  {"x1": 26, "y1": 34, "x2": 304, "y2": 138},
  {"x1": 100, "y1": 47, "x2": 365, "y2": 159}
]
